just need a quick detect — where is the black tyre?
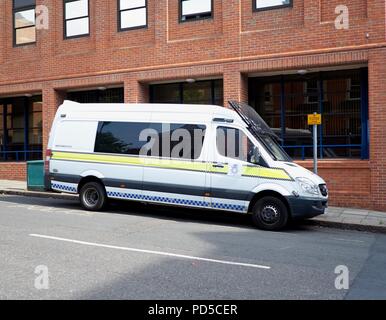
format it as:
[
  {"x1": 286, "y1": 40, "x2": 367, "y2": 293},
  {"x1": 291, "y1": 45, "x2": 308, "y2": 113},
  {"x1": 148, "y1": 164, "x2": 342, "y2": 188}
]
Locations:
[
  {"x1": 80, "y1": 182, "x2": 107, "y2": 211},
  {"x1": 252, "y1": 196, "x2": 289, "y2": 231}
]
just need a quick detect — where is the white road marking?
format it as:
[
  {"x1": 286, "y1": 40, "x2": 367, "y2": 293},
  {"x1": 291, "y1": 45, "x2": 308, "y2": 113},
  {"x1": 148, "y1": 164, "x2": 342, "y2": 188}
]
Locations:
[
  {"x1": 278, "y1": 246, "x2": 293, "y2": 251},
  {"x1": 332, "y1": 238, "x2": 365, "y2": 243},
  {"x1": 29, "y1": 234, "x2": 271, "y2": 270}
]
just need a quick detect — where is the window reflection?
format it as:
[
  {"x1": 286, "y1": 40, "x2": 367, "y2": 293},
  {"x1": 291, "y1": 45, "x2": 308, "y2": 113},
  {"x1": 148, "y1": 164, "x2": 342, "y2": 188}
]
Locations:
[
  {"x1": 13, "y1": 0, "x2": 36, "y2": 45},
  {"x1": 250, "y1": 69, "x2": 367, "y2": 159}
]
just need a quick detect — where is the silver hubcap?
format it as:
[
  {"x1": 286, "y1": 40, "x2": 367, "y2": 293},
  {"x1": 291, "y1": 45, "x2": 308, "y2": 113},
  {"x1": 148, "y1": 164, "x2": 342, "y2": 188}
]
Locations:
[
  {"x1": 261, "y1": 205, "x2": 280, "y2": 224},
  {"x1": 83, "y1": 188, "x2": 99, "y2": 207}
]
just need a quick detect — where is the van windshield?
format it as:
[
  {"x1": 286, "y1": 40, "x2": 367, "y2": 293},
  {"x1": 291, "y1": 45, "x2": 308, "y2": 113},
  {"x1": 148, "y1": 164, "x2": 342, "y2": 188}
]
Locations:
[
  {"x1": 258, "y1": 134, "x2": 290, "y2": 162},
  {"x1": 228, "y1": 101, "x2": 292, "y2": 162}
]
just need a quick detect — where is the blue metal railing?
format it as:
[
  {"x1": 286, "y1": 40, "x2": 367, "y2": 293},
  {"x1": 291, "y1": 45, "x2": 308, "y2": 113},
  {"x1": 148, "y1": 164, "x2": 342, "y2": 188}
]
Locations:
[
  {"x1": 283, "y1": 144, "x2": 362, "y2": 160},
  {"x1": 0, "y1": 150, "x2": 43, "y2": 162}
]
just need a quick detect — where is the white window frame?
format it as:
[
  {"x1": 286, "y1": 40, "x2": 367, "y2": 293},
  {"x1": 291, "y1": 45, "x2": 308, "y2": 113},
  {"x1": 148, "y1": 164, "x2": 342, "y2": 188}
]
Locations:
[{"x1": 118, "y1": 0, "x2": 147, "y2": 31}]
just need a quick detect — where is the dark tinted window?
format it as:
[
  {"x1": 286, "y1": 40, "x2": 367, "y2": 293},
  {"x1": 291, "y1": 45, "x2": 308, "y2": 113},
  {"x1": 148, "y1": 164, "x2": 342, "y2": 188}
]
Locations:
[
  {"x1": 249, "y1": 68, "x2": 368, "y2": 159},
  {"x1": 0, "y1": 95, "x2": 42, "y2": 162},
  {"x1": 94, "y1": 121, "x2": 206, "y2": 160},
  {"x1": 67, "y1": 88, "x2": 124, "y2": 103},
  {"x1": 216, "y1": 126, "x2": 254, "y2": 163},
  {"x1": 150, "y1": 123, "x2": 206, "y2": 160},
  {"x1": 150, "y1": 80, "x2": 223, "y2": 106},
  {"x1": 14, "y1": 0, "x2": 35, "y2": 7},
  {"x1": 95, "y1": 122, "x2": 151, "y2": 155}
]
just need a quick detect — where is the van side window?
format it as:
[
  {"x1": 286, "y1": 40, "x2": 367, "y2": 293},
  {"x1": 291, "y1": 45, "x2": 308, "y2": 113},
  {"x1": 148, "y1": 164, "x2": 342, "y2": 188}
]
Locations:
[
  {"x1": 216, "y1": 126, "x2": 257, "y2": 163},
  {"x1": 150, "y1": 123, "x2": 206, "y2": 160},
  {"x1": 94, "y1": 121, "x2": 206, "y2": 160},
  {"x1": 94, "y1": 122, "x2": 151, "y2": 155}
]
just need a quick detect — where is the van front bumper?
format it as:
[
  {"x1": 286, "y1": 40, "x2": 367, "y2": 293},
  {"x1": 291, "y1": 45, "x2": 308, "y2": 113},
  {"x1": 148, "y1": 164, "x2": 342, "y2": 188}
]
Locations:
[{"x1": 286, "y1": 196, "x2": 328, "y2": 220}]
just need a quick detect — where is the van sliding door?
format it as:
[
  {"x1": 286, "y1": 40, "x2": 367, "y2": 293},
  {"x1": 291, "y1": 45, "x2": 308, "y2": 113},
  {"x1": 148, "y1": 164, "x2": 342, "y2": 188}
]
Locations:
[{"x1": 142, "y1": 122, "x2": 209, "y2": 210}]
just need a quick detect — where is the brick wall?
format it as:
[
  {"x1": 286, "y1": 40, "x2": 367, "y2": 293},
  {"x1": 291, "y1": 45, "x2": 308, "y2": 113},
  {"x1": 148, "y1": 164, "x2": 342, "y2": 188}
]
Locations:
[
  {"x1": 1, "y1": 0, "x2": 385, "y2": 84},
  {"x1": 0, "y1": 163, "x2": 27, "y2": 181},
  {"x1": 297, "y1": 160, "x2": 371, "y2": 209}
]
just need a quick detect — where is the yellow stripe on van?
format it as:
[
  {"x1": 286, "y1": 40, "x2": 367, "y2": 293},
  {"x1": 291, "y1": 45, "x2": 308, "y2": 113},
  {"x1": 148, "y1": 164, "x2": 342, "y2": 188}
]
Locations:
[
  {"x1": 144, "y1": 158, "x2": 208, "y2": 172},
  {"x1": 242, "y1": 166, "x2": 292, "y2": 181},
  {"x1": 52, "y1": 152, "x2": 145, "y2": 166},
  {"x1": 52, "y1": 152, "x2": 208, "y2": 172},
  {"x1": 52, "y1": 151, "x2": 292, "y2": 180}
]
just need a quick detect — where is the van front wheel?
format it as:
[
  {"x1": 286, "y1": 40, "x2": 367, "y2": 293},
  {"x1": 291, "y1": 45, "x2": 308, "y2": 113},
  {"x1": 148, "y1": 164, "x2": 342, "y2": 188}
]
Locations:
[
  {"x1": 80, "y1": 182, "x2": 107, "y2": 211},
  {"x1": 252, "y1": 196, "x2": 289, "y2": 231}
]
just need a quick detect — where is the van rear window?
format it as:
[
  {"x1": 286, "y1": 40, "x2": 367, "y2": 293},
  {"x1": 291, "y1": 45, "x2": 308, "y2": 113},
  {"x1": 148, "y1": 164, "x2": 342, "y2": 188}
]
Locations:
[{"x1": 94, "y1": 122, "x2": 206, "y2": 160}]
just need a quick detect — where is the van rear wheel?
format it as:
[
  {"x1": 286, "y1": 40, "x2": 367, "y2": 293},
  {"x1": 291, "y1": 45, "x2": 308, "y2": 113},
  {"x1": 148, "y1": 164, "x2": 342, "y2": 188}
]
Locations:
[
  {"x1": 252, "y1": 196, "x2": 289, "y2": 231},
  {"x1": 80, "y1": 182, "x2": 107, "y2": 211}
]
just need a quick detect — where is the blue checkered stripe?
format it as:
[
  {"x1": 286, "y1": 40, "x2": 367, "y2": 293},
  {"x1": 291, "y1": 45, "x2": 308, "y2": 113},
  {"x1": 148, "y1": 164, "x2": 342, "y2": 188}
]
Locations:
[
  {"x1": 107, "y1": 191, "x2": 210, "y2": 208},
  {"x1": 107, "y1": 190, "x2": 246, "y2": 212},
  {"x1": 212, "y1": 202, "x2": 246, "y2": 212},
  {"x1": 51, "y1": 182, "x2": 77, "y2": 193}
]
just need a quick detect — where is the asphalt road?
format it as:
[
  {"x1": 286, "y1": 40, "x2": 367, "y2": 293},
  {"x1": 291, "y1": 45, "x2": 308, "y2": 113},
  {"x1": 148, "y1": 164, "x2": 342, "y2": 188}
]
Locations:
[{"x1": 0, "y1": 194, "x2": 385, "y2": 300}]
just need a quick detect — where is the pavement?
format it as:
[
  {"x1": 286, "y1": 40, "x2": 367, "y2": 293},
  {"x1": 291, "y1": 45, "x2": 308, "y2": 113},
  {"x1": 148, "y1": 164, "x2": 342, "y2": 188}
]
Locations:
[
  {"x1": 0, "y1": 179, "x2": 385, "y2": 233},
  {"x1": 0, "y1": 194, "x2": 386, "y2": 299}
]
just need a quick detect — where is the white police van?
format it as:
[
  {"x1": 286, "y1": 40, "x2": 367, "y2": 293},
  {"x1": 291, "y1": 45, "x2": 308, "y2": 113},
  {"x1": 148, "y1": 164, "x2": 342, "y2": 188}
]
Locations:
[{"x1": 45, "y1": 100, "x2": 328, "y2": 230}]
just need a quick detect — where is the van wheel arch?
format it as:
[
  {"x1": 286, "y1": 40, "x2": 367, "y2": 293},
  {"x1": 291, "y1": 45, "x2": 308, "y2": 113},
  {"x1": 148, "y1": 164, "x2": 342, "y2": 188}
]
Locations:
[
  {"x1": 248, "y1": 190, "x2": 292, "y2": 219},
  {"x1": 78, "y1": 176, "x2": 105, "y2": 194}
]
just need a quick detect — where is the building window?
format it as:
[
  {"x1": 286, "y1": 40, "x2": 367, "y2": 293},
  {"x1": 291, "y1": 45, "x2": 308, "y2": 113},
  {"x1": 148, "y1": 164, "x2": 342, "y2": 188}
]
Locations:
[
  {"x1": 118, "y1": 0, "x2": 147, "y2": 31},
  {"x1": 0, "y1": 96, "x2": 43, "y2": 162},
  {"x1": 13, "y1": 0, "x2": 36, "y2": 46},
  {"x1": 347, "y1": 77, "x2": 361, "y2": 100},
  {"x1": 150, "y1": 80, "x2": 223, "y2": 106},
  {"x1": 249, "y1": 69, "x2": 369, "y2": 160},
  {"x1": 66, "y1": 88, "x2": 124, "y2": 103},
  {"x1": 254, "y1": 0, "x2": 292, "y2": 11},
  {"x1": 180, "y1": 0, "x2": 212, "y2": 22},
  {"x1": 64, "y1": 0, "x2": 89, "y2": 38},
  {"x1": 304, "y1": 80, "x2": 319, "y2": 104}
]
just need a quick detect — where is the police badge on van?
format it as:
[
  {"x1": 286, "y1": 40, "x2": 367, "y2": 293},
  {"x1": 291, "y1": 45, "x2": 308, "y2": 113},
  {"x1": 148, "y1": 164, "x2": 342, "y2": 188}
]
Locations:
[{"x1": 228, "y1": 163, "x2": 242, "y2": 177}]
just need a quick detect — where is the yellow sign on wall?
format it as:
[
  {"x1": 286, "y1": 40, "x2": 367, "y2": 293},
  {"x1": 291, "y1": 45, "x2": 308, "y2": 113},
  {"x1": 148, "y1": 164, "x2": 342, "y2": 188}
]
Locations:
[{"x1": 308, "y1": 114, "x2": 322, "y2": 126}]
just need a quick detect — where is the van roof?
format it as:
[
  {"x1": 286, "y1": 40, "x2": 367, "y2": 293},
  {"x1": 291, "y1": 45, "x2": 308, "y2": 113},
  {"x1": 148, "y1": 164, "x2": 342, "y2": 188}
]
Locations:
[{"x1": 59, "y1": 100, "x2": 237, "y2": 117}]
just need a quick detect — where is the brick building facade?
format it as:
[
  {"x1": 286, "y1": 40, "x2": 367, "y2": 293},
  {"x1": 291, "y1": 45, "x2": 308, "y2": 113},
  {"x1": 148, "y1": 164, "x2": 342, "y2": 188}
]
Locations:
[{"x1": 0, "y1": 0, "x2": 386, "y2": 210}]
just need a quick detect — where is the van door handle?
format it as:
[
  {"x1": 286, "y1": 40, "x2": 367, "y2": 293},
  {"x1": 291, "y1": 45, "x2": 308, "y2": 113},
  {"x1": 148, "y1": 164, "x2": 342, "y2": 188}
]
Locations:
[{"x1": 212, "y1": 163, "x2": 225, "y2": 168}]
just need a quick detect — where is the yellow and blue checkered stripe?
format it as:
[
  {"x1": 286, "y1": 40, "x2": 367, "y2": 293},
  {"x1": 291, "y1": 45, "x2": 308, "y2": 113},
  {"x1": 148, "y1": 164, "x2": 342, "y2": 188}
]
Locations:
[
  {"x1": 107, "y1": 190, "x2": 211, "y2": 208},
  {"x1": 51, "y1": 181, "x2": 77, "y2": 193},
  {"x1": 106, "y1": 188, "x2": 248, "y2": 213}
]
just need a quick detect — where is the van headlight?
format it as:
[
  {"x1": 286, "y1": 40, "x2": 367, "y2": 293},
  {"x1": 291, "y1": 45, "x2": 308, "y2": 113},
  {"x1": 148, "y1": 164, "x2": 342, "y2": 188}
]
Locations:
[{"x1": 296, "y1": 177, "x2": 320, "y2": 196}]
